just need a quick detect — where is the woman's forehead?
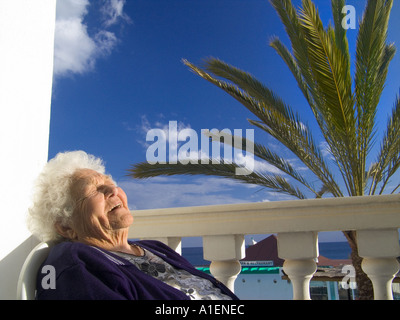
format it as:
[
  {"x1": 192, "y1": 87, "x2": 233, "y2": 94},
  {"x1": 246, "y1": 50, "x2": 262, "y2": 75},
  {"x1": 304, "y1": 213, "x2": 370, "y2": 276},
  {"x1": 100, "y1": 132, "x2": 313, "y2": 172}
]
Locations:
[
  {"x1": 71, "y1": 169, "x2": 113, "y2": 187},
  {"x1": 73, "y1": 168, "x2": 102, "y2": 181}
]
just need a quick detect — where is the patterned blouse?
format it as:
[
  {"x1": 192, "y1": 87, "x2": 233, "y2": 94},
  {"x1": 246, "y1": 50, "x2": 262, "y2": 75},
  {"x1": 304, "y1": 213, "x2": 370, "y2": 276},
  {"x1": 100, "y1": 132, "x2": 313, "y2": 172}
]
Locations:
[{"x1": 112, "y1": 248, "x2": 232, "y2": 300}]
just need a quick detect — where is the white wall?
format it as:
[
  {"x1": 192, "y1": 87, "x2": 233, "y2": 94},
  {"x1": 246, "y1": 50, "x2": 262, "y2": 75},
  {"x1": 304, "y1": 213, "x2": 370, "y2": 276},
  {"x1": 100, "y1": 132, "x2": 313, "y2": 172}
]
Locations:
[
  {"x1": 0, "y1": 0, "x2": 56, "y2": 299},
  {"x1": 235, "y1": 272, "x2": 293, "y2": 300}
]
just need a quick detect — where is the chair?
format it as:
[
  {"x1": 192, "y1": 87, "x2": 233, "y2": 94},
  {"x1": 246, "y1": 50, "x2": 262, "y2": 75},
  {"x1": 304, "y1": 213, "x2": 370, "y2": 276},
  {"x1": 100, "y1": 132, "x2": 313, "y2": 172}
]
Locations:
[{"x1": 16, "y1": 242, "x2": 51, "y2": 300}]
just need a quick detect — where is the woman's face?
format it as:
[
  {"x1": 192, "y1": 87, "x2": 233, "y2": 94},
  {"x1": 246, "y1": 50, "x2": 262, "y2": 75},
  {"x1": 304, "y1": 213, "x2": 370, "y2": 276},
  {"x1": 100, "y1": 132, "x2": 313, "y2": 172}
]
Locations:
[{"x1": 67, "y1": 168, "x2": 133, "y2": 241}]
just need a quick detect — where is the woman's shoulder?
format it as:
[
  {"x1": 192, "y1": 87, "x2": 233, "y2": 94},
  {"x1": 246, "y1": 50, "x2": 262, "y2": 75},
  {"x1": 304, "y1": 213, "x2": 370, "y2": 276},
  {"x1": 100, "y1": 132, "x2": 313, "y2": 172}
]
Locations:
[
  {"x1": 45, "y1": 241, "x2": 124, "y2": 270},
  {"x1": 48, "y1": 241, "x2": 92, "y2": 257}
]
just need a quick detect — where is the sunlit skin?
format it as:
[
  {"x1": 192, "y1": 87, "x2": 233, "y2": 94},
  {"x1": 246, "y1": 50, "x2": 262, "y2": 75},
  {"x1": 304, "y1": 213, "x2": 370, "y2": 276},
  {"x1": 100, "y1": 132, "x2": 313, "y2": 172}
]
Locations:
[{"x1": 55, "y1": 168, "x2": 142, "y2": 256}]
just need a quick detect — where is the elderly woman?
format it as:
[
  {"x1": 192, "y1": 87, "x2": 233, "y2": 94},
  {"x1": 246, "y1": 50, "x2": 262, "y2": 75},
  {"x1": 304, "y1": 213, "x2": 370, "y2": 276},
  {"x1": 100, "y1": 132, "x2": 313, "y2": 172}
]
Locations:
[{"x1": 28, "y1": 151, "x2": 238, "y2": 300}]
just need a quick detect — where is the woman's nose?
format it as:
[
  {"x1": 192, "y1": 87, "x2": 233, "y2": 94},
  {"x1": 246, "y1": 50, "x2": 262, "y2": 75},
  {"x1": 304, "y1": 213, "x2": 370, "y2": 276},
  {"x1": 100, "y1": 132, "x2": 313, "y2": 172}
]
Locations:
[{"x1": 103, "y1": 185, "x2": 118, "y2": 198}]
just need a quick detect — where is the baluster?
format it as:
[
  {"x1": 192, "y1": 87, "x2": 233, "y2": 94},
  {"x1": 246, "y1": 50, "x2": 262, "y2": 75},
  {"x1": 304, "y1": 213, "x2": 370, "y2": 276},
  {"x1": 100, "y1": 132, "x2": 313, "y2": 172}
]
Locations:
[
  {"x1": 203, "y1": 234, "x2": 245, "y2": 292},
  {"x1": 357, "y1": 229, "x2": 400, "y2": 300},
  {"x1": 209, "y1": 260, "x2": 242, "y2": 291},
  {"x1": 278, "y1": 232, "x2": 318, "y2": 300}
]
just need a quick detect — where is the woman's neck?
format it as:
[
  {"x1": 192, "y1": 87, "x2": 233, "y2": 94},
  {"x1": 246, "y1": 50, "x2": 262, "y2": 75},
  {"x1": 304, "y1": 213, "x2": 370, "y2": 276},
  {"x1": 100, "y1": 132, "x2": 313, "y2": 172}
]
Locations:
[{"x1": 78, "y1": 228, "x2": 142, "y2": 255}]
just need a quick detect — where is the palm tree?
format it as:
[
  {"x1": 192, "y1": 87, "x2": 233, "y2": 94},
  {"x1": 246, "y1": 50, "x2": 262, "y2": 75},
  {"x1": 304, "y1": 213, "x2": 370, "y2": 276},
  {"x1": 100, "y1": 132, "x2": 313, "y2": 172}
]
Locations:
[{"x1": 128, "y1": 0, "x2": 399, "y2": 299}]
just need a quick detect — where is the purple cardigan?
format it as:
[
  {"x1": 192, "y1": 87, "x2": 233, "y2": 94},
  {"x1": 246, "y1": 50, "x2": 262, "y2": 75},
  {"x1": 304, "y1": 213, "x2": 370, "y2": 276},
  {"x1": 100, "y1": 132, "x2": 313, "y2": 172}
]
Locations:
[{"x1": 36, "y1": 240, "x2": 239, "y2": 300}]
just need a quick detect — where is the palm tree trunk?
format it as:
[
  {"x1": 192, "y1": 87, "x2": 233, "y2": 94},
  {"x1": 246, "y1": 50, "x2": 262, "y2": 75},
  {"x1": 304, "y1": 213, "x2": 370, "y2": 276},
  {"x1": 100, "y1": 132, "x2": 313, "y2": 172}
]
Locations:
[{"x1": 344, "y1": 231, "x2": 374, "y2": 300}]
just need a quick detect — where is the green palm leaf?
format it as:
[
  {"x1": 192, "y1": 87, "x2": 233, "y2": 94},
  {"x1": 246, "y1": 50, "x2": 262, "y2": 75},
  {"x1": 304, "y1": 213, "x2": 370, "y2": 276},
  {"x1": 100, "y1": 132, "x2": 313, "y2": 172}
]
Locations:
[
  {"x1": 300, "y1": 0, "x2": 358, "y2": 194},
  {"x1": 370, "y1": 94, "x2": 400, "y2": 194},
  {"x1": 183, "y1": 58, "x2": 342, "y2": 197},
  {"x1": 207, "y1": 130, "x2": 320, "y2": 197},
  {"x1": 331, "y1": 0, "x2": 350, "y2": 63},
  {"x1": 129, "y1": 161, "x2": 307, "y2": 199},
  {"x1": 355, "y1": 0, "x2": 395, "y2": 195}
]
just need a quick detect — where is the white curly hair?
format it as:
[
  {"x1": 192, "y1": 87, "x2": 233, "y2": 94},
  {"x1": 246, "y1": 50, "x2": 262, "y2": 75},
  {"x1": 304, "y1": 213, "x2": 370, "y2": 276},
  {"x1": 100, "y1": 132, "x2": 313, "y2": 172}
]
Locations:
[{"x1": 27, "y1": 150, "x2": 107, "y2": 242}]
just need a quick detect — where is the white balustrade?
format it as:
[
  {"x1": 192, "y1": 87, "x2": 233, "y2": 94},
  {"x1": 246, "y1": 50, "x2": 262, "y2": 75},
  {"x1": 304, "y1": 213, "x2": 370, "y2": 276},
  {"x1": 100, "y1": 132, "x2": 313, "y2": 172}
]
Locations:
[
  {"x1": 129, "y1": 194, "x2": 400, "y2": 300},
  {"x1": 357, "y1": 229, "x2": 400, "y2": 300},
  {"x1": 277, "y1": 232, "x2": 318, "y2": 300},
  {"x1": 203, "y1": 235, "x2": 245, "y2": 292}
]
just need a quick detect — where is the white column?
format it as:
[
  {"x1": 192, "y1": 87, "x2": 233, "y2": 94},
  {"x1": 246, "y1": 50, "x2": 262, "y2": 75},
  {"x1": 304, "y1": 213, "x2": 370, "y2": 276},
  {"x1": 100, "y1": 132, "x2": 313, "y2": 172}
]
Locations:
[
  {"x1": 0, "y1": 0, "x2": 56, "y2": 299},
  {"x1": 278, "y1": 232, "x2": 318, "y2": 300},
  {"x1": 209, "y1": 260, "x2": 242, "y2": 291},
  {"x1": 357, "y1": 229, "x2": 400, "y2": 300},
  {"x1": 203, "y1": 234, "x2": 245, "y2": 292}
]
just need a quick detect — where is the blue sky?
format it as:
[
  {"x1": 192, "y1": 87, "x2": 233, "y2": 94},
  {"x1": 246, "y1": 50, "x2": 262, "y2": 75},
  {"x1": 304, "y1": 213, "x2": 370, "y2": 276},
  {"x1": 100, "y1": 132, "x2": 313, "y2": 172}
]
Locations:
[{"x1": 49, "y1": 0, "x2": 400, "y2": 242}]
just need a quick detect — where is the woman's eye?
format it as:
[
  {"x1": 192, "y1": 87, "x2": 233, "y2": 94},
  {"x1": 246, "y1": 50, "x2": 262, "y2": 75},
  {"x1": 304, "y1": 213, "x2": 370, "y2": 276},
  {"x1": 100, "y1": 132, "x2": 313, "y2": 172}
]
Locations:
[{"x1": 97, "y1": 184, "x2": 116, "y2": 193}]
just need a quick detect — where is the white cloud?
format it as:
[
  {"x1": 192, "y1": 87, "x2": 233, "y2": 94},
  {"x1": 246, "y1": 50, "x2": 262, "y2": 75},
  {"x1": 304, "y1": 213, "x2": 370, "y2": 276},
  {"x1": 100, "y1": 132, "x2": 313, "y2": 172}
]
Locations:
[
  {"x1": 134, "y1": 115, "x2": 193, "y2": 149},
  {"x1": 265, "y1": 191, "x2": 297, "y2": 202},
  {"x1": 94, "y1": 30, "x2": 118, "y2": 56},
  {"x1": 53, "y1": 0, "x2": 129, "y2": 78},
  {"x1": 235, "y1": 153, "x2": 283, "y2": 175},
  {"x1": 286, "y1": 158, "x2": 309, "y2": 172},
  {"x1": 319, "y1": 141, "x2": 334, "y2": 160},
  {"x1": 53, "y1": 16, "x2": 97, "y2": 76},
  {"x1": 118, "y1": 176, "x2": 260, "y2": 210},
  {"x1": 56, "y1": 0, "x2": 89, "y2": 21},
  {"x1": 101, "y1": 0, "x2": 131, "y2": 27}
]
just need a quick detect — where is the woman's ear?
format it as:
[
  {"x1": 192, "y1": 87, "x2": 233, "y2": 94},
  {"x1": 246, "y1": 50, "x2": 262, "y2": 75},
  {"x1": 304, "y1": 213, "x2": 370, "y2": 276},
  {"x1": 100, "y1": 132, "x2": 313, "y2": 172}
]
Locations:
[{"x1": 54, "y1": 221, "x2": 77, "y2": 240}]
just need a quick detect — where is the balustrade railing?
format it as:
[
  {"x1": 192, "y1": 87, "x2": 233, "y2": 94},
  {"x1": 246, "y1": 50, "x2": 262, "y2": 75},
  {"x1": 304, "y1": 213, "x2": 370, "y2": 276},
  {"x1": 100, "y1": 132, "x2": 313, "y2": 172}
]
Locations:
[{"x1": 128, "y1": 194, "x2": 400, "y2": 300}]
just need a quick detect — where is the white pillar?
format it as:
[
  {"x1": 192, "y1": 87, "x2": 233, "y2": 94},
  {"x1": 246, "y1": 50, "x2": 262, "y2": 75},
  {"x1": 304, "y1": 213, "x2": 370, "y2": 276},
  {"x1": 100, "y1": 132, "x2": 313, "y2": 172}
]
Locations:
[
  {"x1": 278, "y1": 232, "x2": 318, "y2": 300},
  {"x1": 203, "y1": 234, "x2": 245, "y2": 292},
  {"x1": 209, "y1": 260, "x2": 242, "y2": 291},
  {"x1": 357, "y1": 229, "x2": 400, "y2": 300},
  {"x1": 0, "y1": 0, "x2": 56, "y2": 299}
]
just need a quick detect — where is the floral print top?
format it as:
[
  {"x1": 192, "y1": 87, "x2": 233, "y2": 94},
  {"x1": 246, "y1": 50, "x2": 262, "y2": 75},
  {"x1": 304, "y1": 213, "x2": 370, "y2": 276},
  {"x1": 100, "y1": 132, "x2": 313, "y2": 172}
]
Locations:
[{"x1": 112, "y1": 248, "x2": 232, "y2": 300}]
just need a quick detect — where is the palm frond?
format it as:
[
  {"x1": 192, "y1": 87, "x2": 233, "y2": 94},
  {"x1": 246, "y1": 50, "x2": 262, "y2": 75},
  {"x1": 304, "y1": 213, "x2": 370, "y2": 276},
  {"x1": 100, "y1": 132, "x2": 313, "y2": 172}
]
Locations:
[
  {"x1": 253, "y1": 143, "x2": 320, "y2": 196},
  {"x1": 207, "y1": 130, "x2": 320, "y2": 196},
  {"x1": 182, "y1": 59, "x2": 264, "y2": 119},
  {"x1": 391, "y1": 183, "x2": 400, "y2": 194},
  {"x1": 202, "y1": 58, "x2": 293, "y2": 119},
  {"x1": 331, "y1": 0, "x2": 351, "y2": 67},
  {"x1": 355, "y1": 0, "x2": 394, "y2": 117},
  {"x1": 299, "y1": 0, "x2": 359, "y2": 195},
  {"x1": 300, "y1": 0, "x2": 355, "y2": 139},
  {"x1": 369, "y1": 94, "x2": 400, "y2": 194},
  {"x1": 248, "y1": 118, "x2": 342, "y2": 197},
  {"x1": 193, "y1": 57, "x2": 297, "y2": 122},
  {"x1": 183, "y1": 58, "x2": 342, "y2": 197},
  {"x1": 269, "y1": 0, "x2": 322, "y2": 123},
  {"x1": 128, "y1": 161, "x2": 307, "y2": 199},
  {"x1": 269, "y1": 0, "x2": 313, "y2": 85},
  {"x1": 269, "y1": 37, "x2": 319, "y2": 117},
  {"x1": 271, "y1": 0, "x2": 359, "y2": 195},
  {"x1": 355, "y1": 0, "x2": 395, "y2": 195}
]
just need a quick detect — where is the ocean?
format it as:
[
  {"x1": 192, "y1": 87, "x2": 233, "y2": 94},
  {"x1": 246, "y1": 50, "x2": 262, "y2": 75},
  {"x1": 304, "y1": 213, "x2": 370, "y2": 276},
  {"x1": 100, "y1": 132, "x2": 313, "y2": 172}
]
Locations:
[{"x1": 182, "y1": 241, "x2": 352, "y2": 266}]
